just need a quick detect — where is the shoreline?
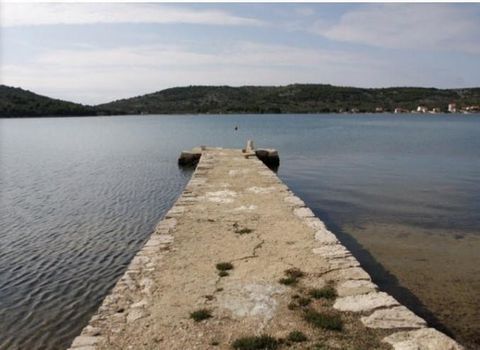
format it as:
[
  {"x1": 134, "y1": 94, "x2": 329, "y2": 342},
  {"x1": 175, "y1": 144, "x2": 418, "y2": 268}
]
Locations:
[{"x1": 2, "y1": 112, "x2": 480, "y2": 119}]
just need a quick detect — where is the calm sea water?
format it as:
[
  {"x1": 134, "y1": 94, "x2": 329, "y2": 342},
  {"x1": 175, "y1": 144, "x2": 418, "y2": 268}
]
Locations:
[{"x1": 1, "y1": 114, "x2": 479, "y2": 349}]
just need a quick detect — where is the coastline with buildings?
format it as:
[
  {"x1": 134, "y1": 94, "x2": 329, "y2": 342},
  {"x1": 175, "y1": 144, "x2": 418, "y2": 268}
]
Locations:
[{"x1": 393, "y1": 103, "x2": 480, "y2": 115}]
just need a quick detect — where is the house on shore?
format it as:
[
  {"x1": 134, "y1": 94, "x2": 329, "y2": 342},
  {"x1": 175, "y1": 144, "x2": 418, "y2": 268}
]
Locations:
[
  {"x1": 464, "y1": 105, "x2": 480, "y2": 112},
  {"x1": 417, "y1": 106, "x2": 428, "y2": 113},
  {"x1": 394, "y1": 107, "x2": 409, "y2": 114}
]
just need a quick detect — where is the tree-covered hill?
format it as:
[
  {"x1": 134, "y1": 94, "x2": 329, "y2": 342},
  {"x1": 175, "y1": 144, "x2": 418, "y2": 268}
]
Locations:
[
  {"x1": 0, "y1": 85, "x2": 94, "y2": 117},
  {"x1": 2, "y1": 84, "x2": 480, "y2": 117},
  {"x1": 98, "y1": 84, "x2": 480, "y2": 114}
]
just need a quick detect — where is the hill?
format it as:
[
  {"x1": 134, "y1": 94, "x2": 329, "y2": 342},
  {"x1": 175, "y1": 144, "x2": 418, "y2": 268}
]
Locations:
[
  {"x1": 98, "y1": 84, "x2": 480, "y2": 114},
  {"x1": 0, "y1": 85, "x2": 94, "y2": 117},
  {"x1": 2, "y1": 84, "x2": 480, "y2": 117}
]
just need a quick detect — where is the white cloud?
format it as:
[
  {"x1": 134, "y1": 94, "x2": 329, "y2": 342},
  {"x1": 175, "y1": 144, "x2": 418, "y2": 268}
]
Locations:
[
  {"x1": 3, "y1": 54, "x2": 466, "y2": 105},
  {"x1": 1, "y1": 3, "x2": 265, "y2": 27},
  {"x1": 31, "y1": 41, "x2": 379, "y2": 70},
  {"x1": 1, "y1": 42, "x2": 389, "y2": 104},
  {"x1": 313, "y1": 4, "x2": 480, "y2": 54},
  {"x1": 295, "y1": 7, "x2": 315, "y2": 17}
]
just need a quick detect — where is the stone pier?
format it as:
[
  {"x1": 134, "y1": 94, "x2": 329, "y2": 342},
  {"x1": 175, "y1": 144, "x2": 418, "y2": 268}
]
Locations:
[{"x1": 68, "y1": 147, "x2": 463, "y2": 350}]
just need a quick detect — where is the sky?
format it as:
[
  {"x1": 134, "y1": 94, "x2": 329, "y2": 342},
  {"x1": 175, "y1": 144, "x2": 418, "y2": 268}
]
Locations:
[{"x1": 1, "y1": 2, "x2": 480, "y2": 105}]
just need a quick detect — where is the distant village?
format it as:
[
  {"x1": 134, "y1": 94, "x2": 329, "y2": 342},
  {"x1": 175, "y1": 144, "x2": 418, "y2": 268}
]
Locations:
[
  {"x1": 338, "y1": 103, "x2": 480, "y2": 114},
  {"x1": 392, "y1": 103, "x2": 480, "y2": 114},
  {"x1": 339, "y1": 103, "x2": 480, "y2": 114}
]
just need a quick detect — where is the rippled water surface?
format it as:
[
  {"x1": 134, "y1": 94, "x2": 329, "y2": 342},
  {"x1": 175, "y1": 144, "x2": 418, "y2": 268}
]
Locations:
[{"x1": 1, "y1": 114, "x2": 479, "y2": 349}]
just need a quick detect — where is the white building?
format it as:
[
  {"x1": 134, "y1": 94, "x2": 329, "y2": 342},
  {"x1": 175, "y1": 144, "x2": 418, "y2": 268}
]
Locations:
[
  {"x1": 448, "y1": 103, "x2": 457, "y2": 113},
  {"x1": 417, "y1": 106, "x2": 428, "y2": 113}
]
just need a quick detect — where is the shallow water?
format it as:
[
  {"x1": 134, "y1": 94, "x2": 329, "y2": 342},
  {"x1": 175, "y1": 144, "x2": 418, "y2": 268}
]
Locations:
[{"x1": 0, "y1": 114, "x2": 479, "y2": 349}]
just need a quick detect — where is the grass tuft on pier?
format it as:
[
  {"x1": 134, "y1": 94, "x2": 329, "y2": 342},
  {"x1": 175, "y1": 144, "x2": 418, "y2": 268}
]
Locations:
[
  {"x1": 216, "y1": 262, "x2": 234, "y2": 271},
  {"x1": 287, "y1": 330, "x2": 308, "y2": 343},
  {"x1": 232, "y1": 335, "x2": 279, "y2": 350},
  {"x1": 309, "y1": 285, "x2": 337, "y2": 300},
  {"x1": 216, "y1": 262, "x2": 233, "y2": 277},
  {"x1": 190, "y1": 309, "x2": 212, "y2": 322},
  {"x1": 303, "y1": 309, "x2": 343, "y2": 331},
  {"x1": 233, "y1": 222, "x2": 254, "y2": 235},
  {"x1": 279, "y1": 268, "x2": 305, "y2": 286}
]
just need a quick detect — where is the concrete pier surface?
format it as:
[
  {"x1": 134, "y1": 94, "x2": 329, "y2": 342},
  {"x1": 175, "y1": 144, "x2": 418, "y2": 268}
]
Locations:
[{"x1": 69, "y1": 147, "x2": 463, "y2": 350}]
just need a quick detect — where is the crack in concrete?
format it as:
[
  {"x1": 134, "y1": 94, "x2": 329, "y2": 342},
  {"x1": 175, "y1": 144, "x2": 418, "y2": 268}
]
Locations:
[{"x1": 232, "y1": 231, "x2": 265, "y2": 263}]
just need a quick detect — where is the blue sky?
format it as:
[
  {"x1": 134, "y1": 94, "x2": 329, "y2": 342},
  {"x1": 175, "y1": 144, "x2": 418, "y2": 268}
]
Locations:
[{"x1": 1, "y1": 2, "x2": 480, "y2": 104}]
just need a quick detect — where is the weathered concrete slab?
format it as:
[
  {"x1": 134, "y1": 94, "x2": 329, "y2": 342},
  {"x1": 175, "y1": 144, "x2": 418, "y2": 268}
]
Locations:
[
  {"x1": 323, "y1": 266, "x2": 372, "y2": 281},
  {"x1": 336, "y1": 279, "x2": 378, "y2": 297},
  {"x1": 216, "y1": 281, "x2": 286, "y2": 321},
  {"x1": 383, "y1": 328, "x2": 464, "y2": 350},
  {"x1": 334, "y1": 291, "x2": 400, "y2": 312},
  {"x1": 361, "y1": 306, "x2": 427, "y2": 329}
]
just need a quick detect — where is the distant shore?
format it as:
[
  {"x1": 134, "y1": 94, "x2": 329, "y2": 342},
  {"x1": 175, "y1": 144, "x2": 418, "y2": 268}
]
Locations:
[
  {"x1": 2, "y1": 112, "x2": 480, "y2": 119},
  {"x1": 2, "y1": 83, "x2": 480, "y2": 117}
]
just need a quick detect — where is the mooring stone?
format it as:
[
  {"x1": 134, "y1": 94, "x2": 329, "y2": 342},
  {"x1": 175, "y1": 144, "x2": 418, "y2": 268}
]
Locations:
[
  {"x1": 255, "y1": 149, "x2": 279, "y2": 167},
  {"x1": 383, "y1": 328, "x2": 464, "y2": 350},
  {"x1": 178, "y1": 151, "x2": 201, "y2": 166},
  {"x1": 361, "y1": 306, "x2": 427, "y2": 329},
  {"x1": 334, "y1": 291, "x2": 399, "y2": 312}
]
